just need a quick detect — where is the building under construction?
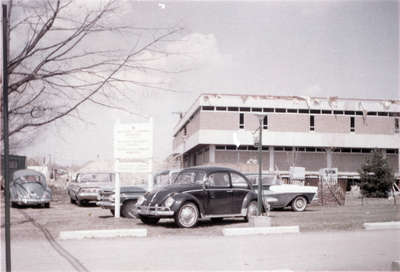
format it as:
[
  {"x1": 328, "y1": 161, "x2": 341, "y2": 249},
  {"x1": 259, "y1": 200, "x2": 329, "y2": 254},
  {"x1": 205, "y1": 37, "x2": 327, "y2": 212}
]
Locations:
[{"x1": 172, "y1": 93, "x2": 400, "y2": 181}]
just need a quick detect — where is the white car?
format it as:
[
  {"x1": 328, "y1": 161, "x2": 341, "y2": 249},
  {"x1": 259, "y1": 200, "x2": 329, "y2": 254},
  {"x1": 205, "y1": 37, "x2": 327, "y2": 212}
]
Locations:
[{"x1": 247, "y1": 174, "x2": 318, "y2": 212}]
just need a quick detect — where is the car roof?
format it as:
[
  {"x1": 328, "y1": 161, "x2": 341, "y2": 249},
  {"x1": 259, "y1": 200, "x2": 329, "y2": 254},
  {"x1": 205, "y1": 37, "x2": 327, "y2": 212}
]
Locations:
[
  {"x1": 13, "y1": 169, "x2": 46, "y2": 180},
  {"x1": 180, "y1": 166, "x2": 244, "y2": 175},
  {"x1": 155, "y1": 169, "x2": 181, "y2": 175}
]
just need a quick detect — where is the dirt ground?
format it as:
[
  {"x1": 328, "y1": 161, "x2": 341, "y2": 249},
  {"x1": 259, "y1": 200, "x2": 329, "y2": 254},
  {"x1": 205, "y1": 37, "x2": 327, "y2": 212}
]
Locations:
[{"x1": 1, "y1": 185, "x2": 400, "y2": 241}]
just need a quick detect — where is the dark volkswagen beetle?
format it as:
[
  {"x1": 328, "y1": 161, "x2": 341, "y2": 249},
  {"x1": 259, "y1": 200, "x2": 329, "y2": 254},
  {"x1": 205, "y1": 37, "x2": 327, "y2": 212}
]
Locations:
[
  {"x1": 10, "y1": 169, "x2": 52, "y2": 208},
  {"x1": 135, "y1": 166, "x2": 258, "y2": 228}
]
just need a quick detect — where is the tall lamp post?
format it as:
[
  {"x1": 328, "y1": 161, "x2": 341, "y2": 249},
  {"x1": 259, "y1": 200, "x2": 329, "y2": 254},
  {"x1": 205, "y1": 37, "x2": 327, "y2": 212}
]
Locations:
[{"x1": 255, "y1": 114, "x2": 265, "y2": 216}]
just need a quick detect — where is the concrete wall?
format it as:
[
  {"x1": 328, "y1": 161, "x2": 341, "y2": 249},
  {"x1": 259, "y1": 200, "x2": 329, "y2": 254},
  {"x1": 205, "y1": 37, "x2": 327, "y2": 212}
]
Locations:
[
  {"x1": 355, "y1": 116, "x2": 395, "y2": 135},
  {"x1": 269, "y1": 114, "x2": 309, "y2": 132},
  {"x1": 315, "y1": 115, "x2": 350, "y2": 133},
  {"x1": 200, "y1": 112, "x2": 237, "y2": 130}
]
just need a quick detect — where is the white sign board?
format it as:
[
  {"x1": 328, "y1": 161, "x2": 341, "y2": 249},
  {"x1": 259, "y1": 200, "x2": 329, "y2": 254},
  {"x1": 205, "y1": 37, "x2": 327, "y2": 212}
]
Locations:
[
  {"x1": 113, "y1": 120, "x2": 153, "y2": 173},
  {"x1": 289, "y1": 167, "x2": 306, "y2": 180}
]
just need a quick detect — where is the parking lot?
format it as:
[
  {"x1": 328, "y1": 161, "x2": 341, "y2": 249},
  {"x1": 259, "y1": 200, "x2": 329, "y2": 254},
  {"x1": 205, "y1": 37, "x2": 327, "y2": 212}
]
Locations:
[{"x1": 2, "y1": 185, "x2": 399, "y2": 241}]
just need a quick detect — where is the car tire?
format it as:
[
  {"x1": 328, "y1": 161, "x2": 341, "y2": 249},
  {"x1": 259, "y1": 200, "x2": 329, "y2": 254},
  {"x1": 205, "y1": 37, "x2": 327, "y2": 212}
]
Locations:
[
  {"x1": 110, "y1": 209, "x2": 115, "y2": 216},
  {"x1": 244, "y1": 201, "x2": 258, "y2": 222},
  {"x1": 44, "y1": 203, "x2": 50, "y2": 208},
  {"x1": 70, "y1": 197, "x2": 75, "y2": 204},
  {"x1": 175, "y1": 202, "x2": 199, "y2": 228},
  {"x1": 138, "y1": 215, "x2": 160, "y2": 225},
  {"x1": 77, "y1": 200, "x2": 86, "y2": 206},
  {"x1": 121, "y1": 200, "x2": 137, "y2": 218},
  {"x1": 291, "y1": 196, "x2": 307, "y2": 212}
]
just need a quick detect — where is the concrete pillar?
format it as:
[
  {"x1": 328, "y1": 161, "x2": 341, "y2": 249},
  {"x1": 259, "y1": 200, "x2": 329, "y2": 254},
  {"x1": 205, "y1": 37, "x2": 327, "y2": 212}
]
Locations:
[
  {"x1": 269, "y1": 146, "x2": 274, "y2": 171},
  {"x1": 209, "y1": 145, "x2": 216, "y2": 164},
  {"x1": 326, "y1": 148, "x2": 333, "y2": 168}
]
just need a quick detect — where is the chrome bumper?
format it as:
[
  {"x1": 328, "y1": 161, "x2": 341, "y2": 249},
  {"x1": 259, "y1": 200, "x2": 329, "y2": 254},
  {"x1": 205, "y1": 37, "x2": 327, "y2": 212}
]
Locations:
[
  {"x1": 136, "y1": 205, "x2": 174, "y2": 216},
  {"x1": 96, "y1": 201, "x2": 121, "y2": 209},
  {"x1": 77, "y1": 192, "x2": 99, "y2": 201},
  {"x1": 13, "y1": 199, "x2": 50, "y2": 205}
]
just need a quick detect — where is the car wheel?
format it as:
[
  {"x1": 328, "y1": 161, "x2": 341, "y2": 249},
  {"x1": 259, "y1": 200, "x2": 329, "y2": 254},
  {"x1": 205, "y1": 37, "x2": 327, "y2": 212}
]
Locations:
[
  {"x1": 210, "y1": 217, "x2": 224, "y2": 223},
  {"x1": 44, "y1": 203, "x2": 50, "y2": 208},
  {"x1": 77, "y1": 200, "x2": 86, "y2": 206},
  {"x1": 110, "y1": 209, "x2": 115, "y2": 216},
  {"x1": 70, "y1": 197, "x2": 75, "y2": 204},
  {"x1": 244, "y1": 201, "x2": 258, "y2": 222},
  {"x1": 175, "y1": 202, "x2": 199, "y2": 228},
  {"x1": 291, "y1": 196, "x2": 307, "y2": 212},
  {"x1": 121, "y1": 200, "x2": 137, "y2": 218},
  {"x1": 138, "y1": 215, "x2": 160, "y2": 225}
]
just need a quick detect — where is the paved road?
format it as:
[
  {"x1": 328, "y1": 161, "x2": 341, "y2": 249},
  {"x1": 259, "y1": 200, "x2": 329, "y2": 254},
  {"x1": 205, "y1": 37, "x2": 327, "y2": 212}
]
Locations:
[{"x1": 2, "y1": 229, "x2": 399, "y2": 271}]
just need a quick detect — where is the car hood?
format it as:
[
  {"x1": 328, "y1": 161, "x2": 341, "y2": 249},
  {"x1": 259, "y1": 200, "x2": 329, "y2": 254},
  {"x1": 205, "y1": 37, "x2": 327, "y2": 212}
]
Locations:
[
  {"x1": 144, "y1": 183, "x2": 202, "y2": 205},
  {"x1": 75, "y1": 182, "x2": 113, "y2": 189},
  {"x1": 101, "y1": 185, "x2": 147, "y2": 194}
]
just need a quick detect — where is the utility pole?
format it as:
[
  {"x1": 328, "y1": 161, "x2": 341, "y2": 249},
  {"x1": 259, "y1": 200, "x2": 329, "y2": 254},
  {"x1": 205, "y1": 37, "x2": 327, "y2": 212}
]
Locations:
[{"x1": 2, "y1": 3, "x2": 12, "y2": 271}]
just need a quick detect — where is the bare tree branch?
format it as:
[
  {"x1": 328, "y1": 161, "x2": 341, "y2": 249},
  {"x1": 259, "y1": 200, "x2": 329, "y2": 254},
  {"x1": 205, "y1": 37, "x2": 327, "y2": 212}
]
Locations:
[{"x1": 3, "y1": 0, "x2": 186, "y2": 148}]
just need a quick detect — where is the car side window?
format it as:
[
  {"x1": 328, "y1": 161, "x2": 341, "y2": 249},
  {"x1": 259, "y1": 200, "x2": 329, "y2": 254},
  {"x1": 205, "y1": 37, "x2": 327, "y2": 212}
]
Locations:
[
  {"x1": 231, "y1": 173, "x2": 249, "y2": 189},
  {"x1": 207, "y1": 172, "x2": 230, "y2": 188}
]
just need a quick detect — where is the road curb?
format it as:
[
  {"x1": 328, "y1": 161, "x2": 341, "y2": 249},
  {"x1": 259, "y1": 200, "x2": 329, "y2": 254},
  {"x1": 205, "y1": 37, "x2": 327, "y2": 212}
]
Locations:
[
  {"x1": 363, "y1": 221, "x2": 400, "y2": 230},
  {"x1": 59, "y1": 228, "x2": 147, "y2": 240},
  {"x1": 222, "y1": 226, "x2": 300, "y2": 236}
]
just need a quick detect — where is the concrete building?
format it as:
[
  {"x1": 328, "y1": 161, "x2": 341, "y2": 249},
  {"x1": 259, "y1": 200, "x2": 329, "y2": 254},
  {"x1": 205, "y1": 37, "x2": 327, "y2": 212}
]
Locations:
[{"x1": 172, "y1": 94, "x2": 400, "y2": 178}]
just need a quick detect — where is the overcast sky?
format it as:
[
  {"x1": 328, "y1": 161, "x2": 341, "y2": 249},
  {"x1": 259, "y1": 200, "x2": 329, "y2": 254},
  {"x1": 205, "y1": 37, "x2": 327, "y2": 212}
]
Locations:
[{"x1": 20, "y1": 0, "x2": 399, "y2": 167}]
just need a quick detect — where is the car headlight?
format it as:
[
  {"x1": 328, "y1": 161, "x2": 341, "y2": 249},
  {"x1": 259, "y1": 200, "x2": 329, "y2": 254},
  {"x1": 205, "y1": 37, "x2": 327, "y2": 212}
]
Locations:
[
  {"x1": 42, "y1": 191, "x2": 51, "y2": 198},
  {"x1": 164, "y1": 196, "x2": 175, "y2": 208},
  {"x1": 136, "y1": 195, "x2": 145, "y2": 206},
  {"x1": 109, "y1": 193, "x2": 115, "y2": 202}
]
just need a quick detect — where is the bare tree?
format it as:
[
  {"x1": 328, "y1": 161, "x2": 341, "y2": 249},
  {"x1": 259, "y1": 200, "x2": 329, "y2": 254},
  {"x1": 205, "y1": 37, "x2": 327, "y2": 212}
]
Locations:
[{"x1": 1, "y1": 0, "x2": 183, "y2": 149}]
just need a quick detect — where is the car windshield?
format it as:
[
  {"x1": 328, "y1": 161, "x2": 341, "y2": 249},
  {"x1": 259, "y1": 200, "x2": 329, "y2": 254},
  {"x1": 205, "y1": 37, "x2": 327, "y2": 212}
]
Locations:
[
  {"x1": 77, "y1": 173, "x2": 113, "y2": 183},
  {"x1": 174, "y1": 171, "x2": 205, "y2": 185},
  {"x1": 154, "y1": 173, "x2": 171, "y2": 186},
  {"x1": 17, "y1": 174, "x2": 43, "y2": 184}
]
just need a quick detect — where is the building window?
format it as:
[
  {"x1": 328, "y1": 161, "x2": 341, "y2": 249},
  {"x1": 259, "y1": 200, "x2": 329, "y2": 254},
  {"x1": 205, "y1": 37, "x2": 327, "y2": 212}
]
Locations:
[
  {"x1": 299, "y1": 109, "x2": 309, "y2": 114},
  {"x1": 310, "y1": 115, "x2": 315, "y2": 131},
  {"x1": 202, "y1": 106, "x2": 214, "y2": 111},
  {"x1": 395, "y1": 118, "x2": 399, "y2": 133},
  {"x1": 350, "y1": 117, "x2": 355, "y2": 132},
  {"x1": 263, "y1": 115, "x2": 268, "y2": 129},
  {"x1": 239, "y1": 113, "x2": 244, "y2": 129}
]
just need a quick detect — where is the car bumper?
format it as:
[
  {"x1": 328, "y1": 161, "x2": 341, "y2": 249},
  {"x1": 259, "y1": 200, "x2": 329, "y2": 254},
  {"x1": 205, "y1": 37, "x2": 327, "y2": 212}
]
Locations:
[
  {"x1": 77, "y1": 192, "x2": 99, "y2": 201},
  {"x1": 96, "y1": 201, "x2": 121, "y2": 209},
  {"x1": 13, "y1": 199, "x2": 50, "y2": 206},
  {"x1": 136, "y1": 205, "x2": 174, "y2": 217}
]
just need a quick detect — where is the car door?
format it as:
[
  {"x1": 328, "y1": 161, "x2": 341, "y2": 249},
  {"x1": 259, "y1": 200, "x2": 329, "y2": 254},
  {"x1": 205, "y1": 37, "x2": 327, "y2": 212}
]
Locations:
[
  {"x1": 205, "y1": 171, "x2": 233, "y2": 215},
  {"x1": 230, "y1": 172, "x2": 251, "y2": 214}
]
